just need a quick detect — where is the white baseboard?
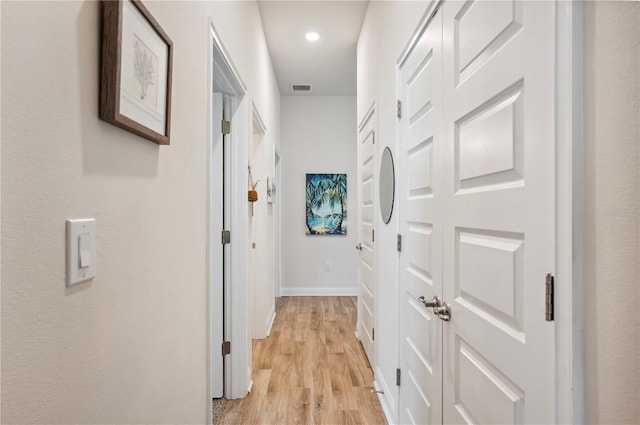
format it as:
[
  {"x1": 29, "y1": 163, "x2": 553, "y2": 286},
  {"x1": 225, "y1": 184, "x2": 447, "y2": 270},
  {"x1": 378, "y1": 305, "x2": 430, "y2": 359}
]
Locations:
[
  {"x1": 374, "y1": 366, "x2": 397, "y2": 425},
  {"x1": 280, "y1": 286, "x2": 358, "y2": 296},
  {"x1": 266, "y1": 311, "x2": 276, "y2": 336}
]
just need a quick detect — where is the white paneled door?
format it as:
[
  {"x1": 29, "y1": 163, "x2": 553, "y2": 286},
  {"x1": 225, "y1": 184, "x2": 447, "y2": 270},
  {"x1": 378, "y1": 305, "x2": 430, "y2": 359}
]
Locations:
[
  {"x1": 441, "y1": 1, "x2": 555, "y2": 423},
  {"x1": 357, "y1": 108, "x2": 376, "y2": 364},
  {"x1": 397, "y1": 1, "x2": 556, "y2": 423},
  {"x1": 398, "y1": 8, "x2": 444, "y2": 425}
]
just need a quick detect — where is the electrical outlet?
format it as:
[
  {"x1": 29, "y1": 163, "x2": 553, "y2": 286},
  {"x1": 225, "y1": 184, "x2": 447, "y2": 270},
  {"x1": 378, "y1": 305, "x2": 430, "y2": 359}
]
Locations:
[{"x1": 324, "y1": 262, "x2": 332, "y2": 272}]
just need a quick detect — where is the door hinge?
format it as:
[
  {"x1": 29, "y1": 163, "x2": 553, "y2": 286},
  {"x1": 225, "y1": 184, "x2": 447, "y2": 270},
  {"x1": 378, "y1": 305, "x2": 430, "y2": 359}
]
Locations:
[
  {"x1": 397, "y1": 234, "x2": 402, "y2": 252},
  {"x1": 372, "y1": 229, "x2": 375, "y2": 242},
  {"x1": 221, "y1": 230, "x2": 231, "y2": 245},
  {"x1": 222, "y1": 341, "x2": 231, "y2": 356},
  {"x1": 221, "y1": 120, "x2": 231, "y2": 135},
  {"x1": 372, "y1": 328, "x2": 375, "y2": 341},
  {"x1": 396, "y1": 368, "x2": 401, "y2": 386},
  {"x1": 545, "y1": 273, "x2": 554, "y2": 321},
  {"x1": 397, "y1": 100, "x2": 402, "y2": 119}
]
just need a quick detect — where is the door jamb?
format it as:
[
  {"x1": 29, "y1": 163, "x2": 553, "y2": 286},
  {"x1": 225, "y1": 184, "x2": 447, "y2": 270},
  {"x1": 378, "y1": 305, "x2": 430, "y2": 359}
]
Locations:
[
  {"x1": 207, "y1": 20, "x2": 251, "y2": 425},
  {"x1": 555, "y1": 1, "x2": 585, "y2": 423},
  {"x1": 274, "y1": 146, "x2": 282, "y2": 297}
]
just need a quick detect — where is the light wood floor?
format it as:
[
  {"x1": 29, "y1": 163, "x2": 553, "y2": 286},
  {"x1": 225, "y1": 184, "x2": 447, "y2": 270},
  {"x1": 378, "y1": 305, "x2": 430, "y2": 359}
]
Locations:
[{"x1": 219, "y1": 296, "x2": 388, "y2": 425}]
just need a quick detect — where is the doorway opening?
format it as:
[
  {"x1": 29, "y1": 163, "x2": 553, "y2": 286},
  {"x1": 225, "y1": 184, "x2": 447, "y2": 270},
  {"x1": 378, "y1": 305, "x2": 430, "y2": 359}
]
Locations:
[{"x1": 207, "y1": 20, "x2": 251, "y2": 425}]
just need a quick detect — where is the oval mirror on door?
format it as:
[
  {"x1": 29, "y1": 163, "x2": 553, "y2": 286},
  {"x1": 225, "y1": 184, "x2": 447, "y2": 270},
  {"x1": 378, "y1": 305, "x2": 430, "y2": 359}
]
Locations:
[{"x1": 379, "y1": 147, "x2": 395, "y2": 224}]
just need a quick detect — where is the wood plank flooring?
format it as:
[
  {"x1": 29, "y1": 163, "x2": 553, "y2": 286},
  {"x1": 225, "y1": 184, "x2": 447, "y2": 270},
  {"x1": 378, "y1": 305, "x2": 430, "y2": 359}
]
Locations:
[{"x1": 219, "y1": 296, "x2": 388, "y2": 425}]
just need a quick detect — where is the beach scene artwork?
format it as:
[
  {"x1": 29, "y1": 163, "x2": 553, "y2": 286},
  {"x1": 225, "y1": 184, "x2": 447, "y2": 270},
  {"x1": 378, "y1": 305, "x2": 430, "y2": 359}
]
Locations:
[{"x1": 306, "y1": 174, "x2": 347, "y2": 235}]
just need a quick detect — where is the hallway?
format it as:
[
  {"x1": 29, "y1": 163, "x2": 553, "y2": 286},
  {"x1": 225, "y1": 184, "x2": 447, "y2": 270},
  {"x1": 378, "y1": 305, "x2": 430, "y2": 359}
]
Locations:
[
  {"x1": 219, "y1": 297, "x2": 387, "y2": 425},
  {"x1": 1, "y1": 1, "x2": 639, "y2": 424}
]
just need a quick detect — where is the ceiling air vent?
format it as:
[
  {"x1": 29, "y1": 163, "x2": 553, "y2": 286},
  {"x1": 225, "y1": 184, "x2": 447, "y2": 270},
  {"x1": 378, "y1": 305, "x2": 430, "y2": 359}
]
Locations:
[{"x1": 292, "y1": 84, "x2": 312, "y2": 92}]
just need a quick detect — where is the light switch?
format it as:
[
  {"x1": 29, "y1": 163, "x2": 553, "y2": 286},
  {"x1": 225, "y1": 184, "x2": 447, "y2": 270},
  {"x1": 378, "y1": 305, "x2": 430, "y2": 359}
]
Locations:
[
  {"x1": 78, "y1": 233, "x2": 91, "y2": 268},
  {"x1": 67, "y1": 219, "x2": 96, "y2": 286}
]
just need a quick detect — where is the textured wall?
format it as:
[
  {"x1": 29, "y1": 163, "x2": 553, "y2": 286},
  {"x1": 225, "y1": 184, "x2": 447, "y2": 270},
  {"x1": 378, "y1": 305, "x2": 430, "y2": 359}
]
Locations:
[
  {"x1": 280, "y1": 96, "x2": 358, "y2": 295},
  {"x1": 584, "y1": 1, "x2": 640, "y2": 424},
  {"x1": 1, "y1": 1, "x2": 280, "y2": 423}
]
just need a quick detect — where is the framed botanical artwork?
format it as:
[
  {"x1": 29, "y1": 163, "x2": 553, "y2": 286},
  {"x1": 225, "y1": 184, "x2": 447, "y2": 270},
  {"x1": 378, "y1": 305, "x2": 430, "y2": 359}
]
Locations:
[
  {"x1": 305, "y1": 174, "x2": 347, "y2": 235},
  {"x1": 100, "y1": 0, "x2": 173, "y2": 145}
]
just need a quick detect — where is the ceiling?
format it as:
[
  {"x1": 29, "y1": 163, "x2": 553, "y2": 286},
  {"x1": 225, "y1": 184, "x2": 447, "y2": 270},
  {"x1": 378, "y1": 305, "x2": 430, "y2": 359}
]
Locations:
[{"x1": 257, "y1": 1, "x2": 369, "y2": 96}]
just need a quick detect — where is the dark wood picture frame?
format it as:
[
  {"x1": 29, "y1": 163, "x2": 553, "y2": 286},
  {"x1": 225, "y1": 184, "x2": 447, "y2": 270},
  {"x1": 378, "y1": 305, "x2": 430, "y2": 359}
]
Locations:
[{"x1": 100, "y1": 0, "x2": 173, "y2": 145}]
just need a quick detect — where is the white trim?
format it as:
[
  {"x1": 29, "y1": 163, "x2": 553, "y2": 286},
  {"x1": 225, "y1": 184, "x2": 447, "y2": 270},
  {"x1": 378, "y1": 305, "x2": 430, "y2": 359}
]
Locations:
[
  {"x1": 232, "y1": 96, "x2": 251, "y2": 399},
  {"x1": 205, "y1": 23, "x2": 216, "y2": 425},
  {"x1": 251, "y1": 102, "x2": 267, "y2": 134},
  {"x1": 207, "y1": 19, "x2": 250, "y2": 406},
  {"x1": 374, "y1": 366, "x2": 397, "y2": 425},
  {"x1": 396, "y1": 0, "x2": 439, "y2": 67},
  {"x1": 209, "y1": 25, "x2": 247, "y2": 94},
  {"x1": 208, "y1": 91, "x2": 225, "y2": 401},
  {"x1": 555, "y1": 1, "x2": 584, "y2": 423},
  {"x1": 274, "y1": 147, "x2": 282, "y2": 297},
  {"x1": 375, "y1": 390, "x2": 396, "y2": 425},
  {"x1": 266, "y1": 311, "x2": 276, "y2": 337},
  {"x1": 246, "y1": 366, "x2": 252, "y2": 392},
  {"x1": 279, "y1": 287, "x2": 358, "y2": 296},
  {"x1": 357, "y1": 100, "x2": 376, "y2": 131}
]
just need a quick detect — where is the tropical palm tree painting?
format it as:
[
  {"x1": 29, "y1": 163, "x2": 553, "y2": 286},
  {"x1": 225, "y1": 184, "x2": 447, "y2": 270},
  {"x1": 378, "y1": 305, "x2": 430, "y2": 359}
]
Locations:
[{"x1": 306, "y1": 173, "x2": 347, "y2": 235}]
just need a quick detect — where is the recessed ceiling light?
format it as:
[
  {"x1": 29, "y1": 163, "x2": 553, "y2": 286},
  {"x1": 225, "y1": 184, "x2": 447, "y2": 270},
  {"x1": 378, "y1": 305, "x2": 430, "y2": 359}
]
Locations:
[{"x1": 305, "y1": 32, "x2": 320, "y2": 42}]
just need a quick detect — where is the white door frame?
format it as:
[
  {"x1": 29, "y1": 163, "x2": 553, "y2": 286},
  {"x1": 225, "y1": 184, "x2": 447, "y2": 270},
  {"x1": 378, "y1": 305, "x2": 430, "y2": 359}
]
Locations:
[
  {"x1": 274, "y1": 146, "x2": 282, "y2": 297},
  {"x1": 394, "y1": 1, "x2": 585, "y2": 423},
  {"x1": 206, "y1": 20, "x2": 251, "y2": 425},
  {"x1": 210, "y1": 92, "x2": 224, "y2": 399},
  {"x1": 554, "y1": 1, "x2": 585, "y2": 423}
]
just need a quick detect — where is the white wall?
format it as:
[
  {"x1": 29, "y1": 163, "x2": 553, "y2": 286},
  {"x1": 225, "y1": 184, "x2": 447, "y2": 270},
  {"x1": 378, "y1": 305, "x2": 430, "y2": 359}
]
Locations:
[
  {"x1": 357, "y1": 1, "x2": 430, "y2": 417},
  {"x1": 280, "y1": 96, "x2": 358, "y2": 295},
  {"x1": 1, "y1": 1, "x2": 280, "y2": 423},
  {"x1": 584, "y1": 2, "x2": 640, "y2": 423}
]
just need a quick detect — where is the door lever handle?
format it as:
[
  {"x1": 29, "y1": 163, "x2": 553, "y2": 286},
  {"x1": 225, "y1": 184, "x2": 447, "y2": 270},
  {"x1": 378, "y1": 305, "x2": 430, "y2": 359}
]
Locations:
[
  {"x1": 433, "y1": 302, "x2": 451, "y2": 321},
  {"x1": 418, "y1": 295, "x2": 441, "y2": 308},
  {"x1": 418, "y1": 296, "x2": 451, "y2": 321}
]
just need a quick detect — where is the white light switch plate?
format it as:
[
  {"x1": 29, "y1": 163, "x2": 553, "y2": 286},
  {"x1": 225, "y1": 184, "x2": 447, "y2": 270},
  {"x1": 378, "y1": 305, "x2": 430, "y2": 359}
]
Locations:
[{"x1": 66, "y1": 219, "x2": 96, "y2": 286}]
